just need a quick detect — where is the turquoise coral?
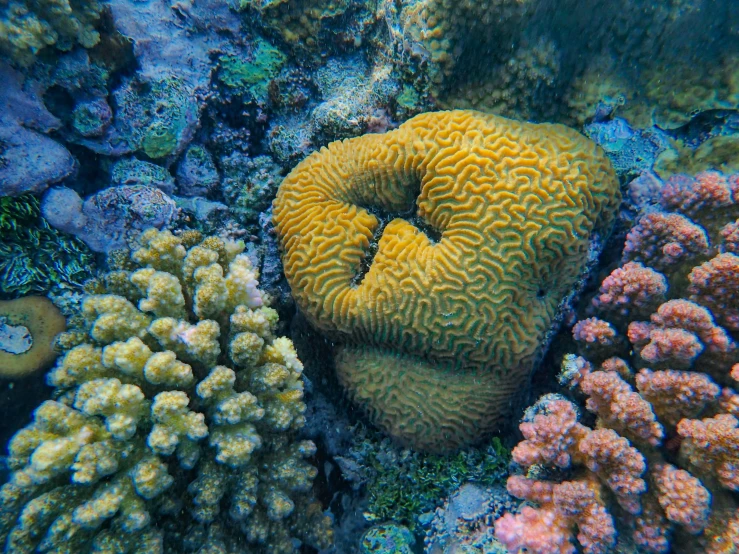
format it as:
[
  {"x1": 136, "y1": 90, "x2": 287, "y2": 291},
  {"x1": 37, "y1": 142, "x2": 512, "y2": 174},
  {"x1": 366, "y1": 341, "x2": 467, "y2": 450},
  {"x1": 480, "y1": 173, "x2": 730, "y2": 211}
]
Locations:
[
  {"x1": 0, "y1": 228, "x2": 332, "y2": 553},
  {"x1": 217, "y1": 39, "x2": 286, "y2": 104}
]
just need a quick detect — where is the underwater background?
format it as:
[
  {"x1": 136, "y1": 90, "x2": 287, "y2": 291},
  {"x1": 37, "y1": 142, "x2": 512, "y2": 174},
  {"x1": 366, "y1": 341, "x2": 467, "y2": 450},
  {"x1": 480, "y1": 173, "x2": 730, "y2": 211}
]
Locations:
[{"x1": 2, "y1": 0, "x2": 739, "y2": 552}]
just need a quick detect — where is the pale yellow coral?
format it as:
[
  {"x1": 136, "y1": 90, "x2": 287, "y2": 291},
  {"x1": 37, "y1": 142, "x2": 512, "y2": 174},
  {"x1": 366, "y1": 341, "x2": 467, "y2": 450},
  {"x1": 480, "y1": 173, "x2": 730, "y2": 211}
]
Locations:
[
  {"x1": 197, "y1": 366, "x2": 265, "y2": 425},
  {"x1": 130, "y1": 456, "x2": 175, "y2": 499},
  {"x1": 147, "y1": 391, "x2": 208, "y2": 458},
  {"x1": 192, "y1": 263, "x2": 228, "y2": 319},
  {"x1": 131, "y1": 268, "x2": 186, "y2": 318},
  {"x1": 230, "y1": 332, "x2": 265, "y2": 368},
  {"x1": 83, "y1": 295, "x2": 151, "y2": 344},
  {"x1": 47, "y1": 344, "x2": 105, "y2": 388},
  {"x1": 132, "y1": 228, "x2": 187, "y2": 275},
  {"x1": 209, "y1": 423, "x2": 262, "y2": 468},
  {"x1": 0, "y1": 229, "x2": 332, "y2": 553},
  {"x1": 225, "y1": 254, "x2": 264, "y2": 310},
  {"x1": 182, "y1": 244, "x2": 220, "y2": 282},
  {"x1": 73, "y1": 378, "x2": 147, "y2": 440},
  {"x1": 148, "y1": 317, "x2": 221, "y2": 367},
  {"x1": 101, "y1": 337, "x2": 153, "y2": 379},
  {"x1": 143, "y1": 351, "x2": 194, "y2": 387},
  {"x1": 231, "y1": 305, "x2": 279, "y2": 338},
  {"x1": 71, "y1": 440, "x2": 124, "y2": 484},
  {"x1": 261, "y1": 337, "x2": 303, "y2": 373}
]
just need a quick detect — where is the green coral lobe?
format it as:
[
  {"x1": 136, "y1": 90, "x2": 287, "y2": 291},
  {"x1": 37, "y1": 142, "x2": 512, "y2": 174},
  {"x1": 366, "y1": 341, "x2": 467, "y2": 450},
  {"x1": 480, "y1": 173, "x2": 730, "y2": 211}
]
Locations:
[{"x1": 218, "y1": 39, "x2": 286, "y2": 102}]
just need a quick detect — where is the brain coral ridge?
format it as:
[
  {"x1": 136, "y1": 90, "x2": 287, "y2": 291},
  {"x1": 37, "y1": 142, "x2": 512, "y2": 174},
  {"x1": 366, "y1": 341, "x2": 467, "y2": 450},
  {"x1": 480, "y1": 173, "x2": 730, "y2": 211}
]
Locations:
[
  {"x1": 273, "y1": 109, "x2": 620, "y2": 452},
  {"x1": 0, "y1": 228, "x2": 332, "y2": 554}
]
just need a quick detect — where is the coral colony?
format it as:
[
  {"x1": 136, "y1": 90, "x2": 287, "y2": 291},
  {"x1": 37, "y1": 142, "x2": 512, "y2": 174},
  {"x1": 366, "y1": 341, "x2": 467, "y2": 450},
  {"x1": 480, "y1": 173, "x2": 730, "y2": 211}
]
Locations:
[{"x1": 1, "y1": 0, "x2": 739, "y2": 553}]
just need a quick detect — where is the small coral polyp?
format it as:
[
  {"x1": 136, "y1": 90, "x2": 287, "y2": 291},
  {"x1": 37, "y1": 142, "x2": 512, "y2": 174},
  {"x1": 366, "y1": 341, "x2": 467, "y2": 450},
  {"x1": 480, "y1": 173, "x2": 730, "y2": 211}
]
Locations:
[
  {"x1": 273, "y1": 109, "x2": 620, "y2": 452},
  {"x1": 0, "y1": 229, "x2": 332, "y2": 553},
  {"x1": 497, "y1": 170, "x2": 739, "y2": 554}
]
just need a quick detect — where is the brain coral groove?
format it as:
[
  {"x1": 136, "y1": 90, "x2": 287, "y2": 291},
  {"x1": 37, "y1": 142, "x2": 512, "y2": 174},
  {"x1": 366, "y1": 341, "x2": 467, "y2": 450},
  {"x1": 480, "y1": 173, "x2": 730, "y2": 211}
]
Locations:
[{"x1": 273, "y1": 110, "x2": 619, "y2": 452}]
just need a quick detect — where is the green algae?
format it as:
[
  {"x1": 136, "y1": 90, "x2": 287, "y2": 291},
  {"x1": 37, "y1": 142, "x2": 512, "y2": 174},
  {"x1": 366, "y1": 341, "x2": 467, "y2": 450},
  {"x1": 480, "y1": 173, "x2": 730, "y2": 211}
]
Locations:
[
  {"x1": 218, "y1": 39, "x2": 286, "y2": 103},
  {"x1": 0, "y1": 195, "x2": 95, "y2": 299}
]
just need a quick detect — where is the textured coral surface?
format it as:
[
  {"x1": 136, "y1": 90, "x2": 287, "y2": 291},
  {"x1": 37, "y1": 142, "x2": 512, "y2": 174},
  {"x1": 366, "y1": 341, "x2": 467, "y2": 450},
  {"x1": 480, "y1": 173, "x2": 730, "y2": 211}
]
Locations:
[
  {"x1": 273, "y1": 109, "x2": 619, "y2": 451},
  {"x1": 497, "y1": 171, "x2": 739, "y2": 554},
  {"x1": 0, "y1": 296, "x2": 66, "y2": 379},
  {"x1": 0, "y1": 229, "x2": 332, "y2": 553}
]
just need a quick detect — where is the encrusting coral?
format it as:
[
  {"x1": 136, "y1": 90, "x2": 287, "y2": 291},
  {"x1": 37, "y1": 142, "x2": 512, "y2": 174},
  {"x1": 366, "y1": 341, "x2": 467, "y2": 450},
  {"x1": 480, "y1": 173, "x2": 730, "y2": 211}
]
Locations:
[
  {"x1": 496, "y1": 170, "x2": 739, "y2": 554},
  {"x1": 273, "y1": 109, "x2": 620, "y2": 452},
  {"x1": 0, "y1": 296, "x2": 66, "y2": 379},
  {"x1": 0, "y1": 229, "x2": 332, "y2": 553}
]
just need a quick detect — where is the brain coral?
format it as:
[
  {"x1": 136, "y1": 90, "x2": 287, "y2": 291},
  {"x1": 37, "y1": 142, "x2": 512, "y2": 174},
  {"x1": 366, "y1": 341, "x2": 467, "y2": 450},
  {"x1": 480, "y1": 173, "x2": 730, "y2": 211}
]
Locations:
[{"x1": 273, "y1": 110, "x2": 620, "y2": 452}]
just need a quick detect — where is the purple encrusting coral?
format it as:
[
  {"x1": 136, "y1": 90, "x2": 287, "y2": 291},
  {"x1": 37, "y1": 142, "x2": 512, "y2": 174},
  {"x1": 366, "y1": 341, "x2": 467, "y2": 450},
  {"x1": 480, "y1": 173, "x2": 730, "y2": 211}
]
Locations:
[{"x1": 497, "y1": 170, "x2": 739, "y2": 554}]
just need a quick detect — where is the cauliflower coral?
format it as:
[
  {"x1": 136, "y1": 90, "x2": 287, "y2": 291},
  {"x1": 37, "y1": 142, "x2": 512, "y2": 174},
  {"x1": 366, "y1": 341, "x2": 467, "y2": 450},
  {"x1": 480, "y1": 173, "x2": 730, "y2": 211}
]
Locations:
[
  {"x1": 0, "y1": 228, "x2": 332, "y2": 553},
  {"x1": 496, "y1": 171, "x2": 739, "y2": 554}
]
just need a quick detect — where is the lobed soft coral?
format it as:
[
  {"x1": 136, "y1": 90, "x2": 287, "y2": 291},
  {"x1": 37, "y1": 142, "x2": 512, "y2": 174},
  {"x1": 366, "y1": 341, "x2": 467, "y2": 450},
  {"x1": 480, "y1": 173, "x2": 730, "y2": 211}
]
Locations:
[
  {"x1": 0, "y1": 228, "x2": 332, "y2": 553},
  {"x1": 498, "y1": 170, "x2": 739, "y2": 554}
]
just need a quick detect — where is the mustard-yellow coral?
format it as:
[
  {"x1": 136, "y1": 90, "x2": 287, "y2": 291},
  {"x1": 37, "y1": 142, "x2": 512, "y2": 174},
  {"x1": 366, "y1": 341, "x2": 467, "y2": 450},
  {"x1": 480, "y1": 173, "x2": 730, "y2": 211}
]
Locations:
[
  {"x1": 273, "y1": 109, "x2": 620, "y2": 452},
  {"x1": 0, "y1": 229, "x2": 332, "y2": 553},
  {"x1": 0, "y1": 296, "x2": 66, "y2": 379}
]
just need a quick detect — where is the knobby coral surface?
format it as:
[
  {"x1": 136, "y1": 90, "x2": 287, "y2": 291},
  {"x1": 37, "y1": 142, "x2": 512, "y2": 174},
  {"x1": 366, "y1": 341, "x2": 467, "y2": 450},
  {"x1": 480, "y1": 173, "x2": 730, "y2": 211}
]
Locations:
[
  {"x1": 273, "y1": 109, "x2": 619, "y2": 452},
  {"x1": 0, "y1": 0, "x2": 102, "y2": 66},
  {"x1": 497, "y1": 170, "x2": 739, "y2": 554},
  {"x1": 0, "y1": 229, "x2": 332, "y2": 553}
]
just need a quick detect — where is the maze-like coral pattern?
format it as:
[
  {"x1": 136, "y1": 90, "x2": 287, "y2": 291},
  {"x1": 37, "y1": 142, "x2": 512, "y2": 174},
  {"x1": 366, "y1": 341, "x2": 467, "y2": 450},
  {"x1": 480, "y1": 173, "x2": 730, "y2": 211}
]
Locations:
[{"x1": 273, "y1": 109, "x2": 619, "y2": 451}]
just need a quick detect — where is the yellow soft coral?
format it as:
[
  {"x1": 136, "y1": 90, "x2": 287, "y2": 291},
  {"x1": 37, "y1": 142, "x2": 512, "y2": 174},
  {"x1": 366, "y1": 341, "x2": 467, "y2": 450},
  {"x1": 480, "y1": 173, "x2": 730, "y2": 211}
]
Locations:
[{"x1": 273, "y1": 109, "x2": 619, "y2": 451}]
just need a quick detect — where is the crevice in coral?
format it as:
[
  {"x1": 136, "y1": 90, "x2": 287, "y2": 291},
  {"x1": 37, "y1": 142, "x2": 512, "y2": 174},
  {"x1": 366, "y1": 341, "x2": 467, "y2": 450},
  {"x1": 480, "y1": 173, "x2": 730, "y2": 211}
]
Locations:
[{"x1": 350, "y1": 197, "x2": 442, "y2": 288}]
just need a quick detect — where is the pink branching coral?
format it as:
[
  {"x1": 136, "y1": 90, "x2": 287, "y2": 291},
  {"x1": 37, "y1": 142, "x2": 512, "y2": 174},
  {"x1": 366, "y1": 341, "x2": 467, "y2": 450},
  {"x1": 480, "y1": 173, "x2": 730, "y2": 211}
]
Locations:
[
  {"x1": 719, "y1": 220, "x2": 739, "y2": 254},
  {"x1": 580, "y1": 370, "x2": 664, "y2": 446},
  {"x1": 677, "y1": 414, "x2": 739, "y2": 491},
  {"x1": 572, "y1": 318, "x2": 620, "y2": 359},
  {"x1": 688, "y1": 253, "x2": 739, "y2": 331},
  {"x1": 660, "y1": 171, "x2": 736, "y2": 220},
  {"x1": 652, "y1": 463, "x2": 711, "y2": 534},
  {"x1": 636, "y1": 369, "x2": 721, "y2": 426},
  {"x1": 496, "y1": 475, "x2": 616, "y2": 554},
  {"x1": 622, "y1": 212, "x2": 709, "y2": 271},
  {"x1": 592, "y1": 261, "x2": 667, "y2": 318},
  {"x1": 501, "y1": 170, "x2": 739, "y2": 554}
]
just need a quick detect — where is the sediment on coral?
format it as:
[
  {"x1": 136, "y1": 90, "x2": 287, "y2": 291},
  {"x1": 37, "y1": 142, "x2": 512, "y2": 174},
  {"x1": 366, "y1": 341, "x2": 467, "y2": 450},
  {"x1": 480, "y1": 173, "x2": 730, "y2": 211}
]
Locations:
[
  {"x1": 273, "y1": 109, "x2": 619, "y2": 452},
  {"x1": 0, "y1": 228, "x2": 332, "y2": 553},
  {"x1": 498, "y1": 170, "x2": 739, "y2": 554}
]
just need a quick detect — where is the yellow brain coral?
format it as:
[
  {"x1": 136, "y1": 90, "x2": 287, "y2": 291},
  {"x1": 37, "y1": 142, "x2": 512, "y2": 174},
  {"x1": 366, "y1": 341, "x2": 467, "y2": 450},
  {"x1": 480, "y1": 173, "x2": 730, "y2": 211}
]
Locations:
[{"x1": 273, "y1": 109, "x2": 620, "y2": 452}]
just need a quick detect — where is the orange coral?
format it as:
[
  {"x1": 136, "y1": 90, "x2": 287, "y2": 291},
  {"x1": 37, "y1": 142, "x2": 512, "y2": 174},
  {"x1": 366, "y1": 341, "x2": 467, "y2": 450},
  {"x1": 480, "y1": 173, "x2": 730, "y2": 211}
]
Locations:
[
  {"x1": 0, "y1": 296, "x2": 65, "y2": 379},
  {"x1": 273, "y1": 109, "x2": 619, "y2": 451}
]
